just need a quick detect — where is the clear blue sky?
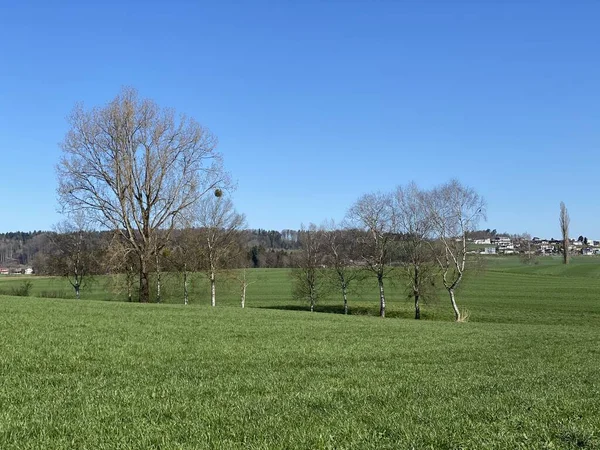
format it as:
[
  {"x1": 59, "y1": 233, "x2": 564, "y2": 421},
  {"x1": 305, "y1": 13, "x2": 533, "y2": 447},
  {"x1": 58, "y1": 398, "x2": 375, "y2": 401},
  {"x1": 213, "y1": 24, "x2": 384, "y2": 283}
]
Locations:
[{"x1": 1, "y1": 1, "x2": 598, "y2": 238}]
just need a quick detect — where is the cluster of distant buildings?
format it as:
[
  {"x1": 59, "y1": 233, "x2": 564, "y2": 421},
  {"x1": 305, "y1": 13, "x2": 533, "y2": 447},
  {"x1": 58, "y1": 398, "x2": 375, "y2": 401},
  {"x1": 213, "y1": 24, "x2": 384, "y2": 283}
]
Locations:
[
  {"x1": 0, "y1": 267, "x2": 34, "y2": 275},
  {"x1": 472, "y1": 236, "x2": 600, "y2": 256}
]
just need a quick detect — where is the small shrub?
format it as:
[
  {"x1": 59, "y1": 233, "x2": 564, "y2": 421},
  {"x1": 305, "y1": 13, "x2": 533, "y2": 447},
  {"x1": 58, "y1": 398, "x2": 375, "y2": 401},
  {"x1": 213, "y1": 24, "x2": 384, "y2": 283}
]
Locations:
[
  {"x1": 11, "y1": 281, "x2": 33, "y2": 297},
  {"x1": 457, "y1": 309, "x2": 471, "y2": 323}
]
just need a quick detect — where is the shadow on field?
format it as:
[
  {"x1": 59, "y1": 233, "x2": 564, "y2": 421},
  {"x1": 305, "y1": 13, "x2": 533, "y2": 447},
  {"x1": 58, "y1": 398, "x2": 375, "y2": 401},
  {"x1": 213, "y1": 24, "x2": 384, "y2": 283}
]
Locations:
[{"x1": 256, "y1": 304, "x2": 422, "y2": 319}]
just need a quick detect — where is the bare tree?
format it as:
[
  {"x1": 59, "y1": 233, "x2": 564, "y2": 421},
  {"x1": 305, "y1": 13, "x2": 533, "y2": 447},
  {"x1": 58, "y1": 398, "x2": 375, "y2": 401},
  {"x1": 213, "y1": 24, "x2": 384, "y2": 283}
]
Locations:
[
  {"x1": 559, "y1": 201, "x2": 570, "y2": 265},
  {"x1": 169, "y1": 228, "x2": 196, "y2": 305},
  {"x1": 106, "y1": 232, "x2": 138, "y2": 302},
  {"x1": 394, "y1": 183, "x2": 437, "y2": 319},
  {"x1": 291, "y1": 224, "x2": 326, "y2": 312},
  {"x1": 321, "y1": 221, "x2": 360, "y2": 315},
  {"x1": 57, "y1": 87, "x2": 226, "y2": 303},
  {"x1": 347, "y1": 192, "x2": 396, "y2": 318},
  {"x1": 518, "y1": 232, "x2": 537, "y2": 265},
  {"x1": 49, "y1": 214, "x2": 101, "y2": 299},
  {"x1": 237, "y1": 268, "x2": 257, "y2": 308},
  {"x1": 195, "y1": 194, "x2": 246, "y2": 307},
  {"x1": 424, "y1": 180, "x2": 486, "y2": 322}
]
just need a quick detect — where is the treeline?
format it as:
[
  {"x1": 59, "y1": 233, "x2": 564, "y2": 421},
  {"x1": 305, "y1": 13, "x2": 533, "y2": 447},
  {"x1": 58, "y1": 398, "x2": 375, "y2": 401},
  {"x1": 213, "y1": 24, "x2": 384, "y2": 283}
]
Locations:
[
  {"x1": 0, "y1": 229, "x2": 301, "y2": 271},
  {"x1": 5, "y1": 179, "x2": 485, "y2": 322},
  {"x1": 0, "y1": 231, "x2": 48, "y2": 266}
]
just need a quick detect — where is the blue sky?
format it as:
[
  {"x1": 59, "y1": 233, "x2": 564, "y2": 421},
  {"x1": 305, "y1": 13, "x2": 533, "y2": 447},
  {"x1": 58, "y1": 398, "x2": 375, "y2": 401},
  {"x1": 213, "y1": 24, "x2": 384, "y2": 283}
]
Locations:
[{"x1": 1, "y1": 1, "x2": 598, "y2": 238}]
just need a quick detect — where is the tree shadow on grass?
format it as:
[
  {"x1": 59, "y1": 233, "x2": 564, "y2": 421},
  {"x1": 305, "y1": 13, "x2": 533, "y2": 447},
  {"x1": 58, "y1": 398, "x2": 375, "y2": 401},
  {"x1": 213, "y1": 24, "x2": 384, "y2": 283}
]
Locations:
[{"x1": 256, "y1": 304, "x2": 415, "y2": 319}]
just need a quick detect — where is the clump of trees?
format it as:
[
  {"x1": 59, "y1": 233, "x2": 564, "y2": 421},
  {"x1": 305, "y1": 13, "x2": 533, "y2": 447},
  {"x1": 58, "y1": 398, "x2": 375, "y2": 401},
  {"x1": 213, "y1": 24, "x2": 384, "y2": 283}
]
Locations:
[{"x1": 291, "y1": 180, "x2": 485, "y2": 321}]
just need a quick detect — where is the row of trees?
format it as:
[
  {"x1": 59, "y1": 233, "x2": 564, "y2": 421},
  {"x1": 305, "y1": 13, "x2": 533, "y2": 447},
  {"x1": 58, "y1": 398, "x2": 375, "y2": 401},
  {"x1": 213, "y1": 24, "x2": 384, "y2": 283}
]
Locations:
[
  {"x1": 292, "y1": 181, "x2": 485, "y2": 321},
  {"x1": 47, "y1": 87, "x2": 486, "y2": 321}
]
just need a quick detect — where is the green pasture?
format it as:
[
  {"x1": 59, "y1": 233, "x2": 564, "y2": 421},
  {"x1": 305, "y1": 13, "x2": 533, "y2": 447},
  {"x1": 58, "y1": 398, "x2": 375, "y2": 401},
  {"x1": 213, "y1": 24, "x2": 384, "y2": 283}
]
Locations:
[{"x1": 1, "y1": 257, "x2": 600, "y2": 448}]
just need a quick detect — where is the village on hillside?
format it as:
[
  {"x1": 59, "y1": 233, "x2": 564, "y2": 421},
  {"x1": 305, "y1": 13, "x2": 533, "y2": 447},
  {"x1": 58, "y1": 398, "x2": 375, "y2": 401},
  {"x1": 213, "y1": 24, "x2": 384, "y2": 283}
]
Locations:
[{"x1": 472, "y1": 235, "x2": 600, "y2": 256}]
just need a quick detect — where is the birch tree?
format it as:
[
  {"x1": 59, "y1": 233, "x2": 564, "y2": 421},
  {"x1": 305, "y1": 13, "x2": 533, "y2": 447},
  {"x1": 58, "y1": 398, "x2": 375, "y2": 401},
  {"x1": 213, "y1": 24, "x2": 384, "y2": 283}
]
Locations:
[
  {"x1": 424, "y1": 180, "x2": 485, "y2": 322},
  {"x1": 321, "y1": 222, "x2": 360, "y2": 315},
  {"x1": 196, "y1": 194, "x2": 246, "y2": 307},
  {"x1": 347, "y1": 192, "x2": 397, "y2": 318},
  {"x1": 559, "y1": 202, "x2": 570, "y2": 265},
  {"x1": 394, "y1": 183, "x2": 437, "y2": 319},
  {"x1": 57, "y1": 87, "x2": 226, "y2": 303}
]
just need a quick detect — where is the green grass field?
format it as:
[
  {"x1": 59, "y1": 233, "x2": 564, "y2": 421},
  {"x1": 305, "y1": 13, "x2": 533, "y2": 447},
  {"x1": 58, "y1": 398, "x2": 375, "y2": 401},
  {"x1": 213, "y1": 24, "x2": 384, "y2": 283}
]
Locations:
[{"x1": 1, "y1": 257, "x2": 600, "y2": 448}]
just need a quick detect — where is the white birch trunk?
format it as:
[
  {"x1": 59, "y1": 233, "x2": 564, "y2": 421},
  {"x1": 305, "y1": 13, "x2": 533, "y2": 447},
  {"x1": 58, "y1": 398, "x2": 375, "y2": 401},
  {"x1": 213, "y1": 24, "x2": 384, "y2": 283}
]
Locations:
[
  {"x1": 378, "y1": 275, "x2": 386, "y2": 318},
  {"x1": 183, "y1": 267, "x2": 188, "y2": 306},
  {"x1": 210, "y1": 270, "x2": 216, "y2": 307},
  {"x1": 449, "y1": 288, "x2": 460, "y2": 321}
]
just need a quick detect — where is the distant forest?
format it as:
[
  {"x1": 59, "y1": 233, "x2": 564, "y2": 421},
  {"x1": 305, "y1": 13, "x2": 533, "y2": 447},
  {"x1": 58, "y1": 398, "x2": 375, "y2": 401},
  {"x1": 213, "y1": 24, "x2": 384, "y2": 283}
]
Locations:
[
  {"x1": 0, "y1": 229, "x2": 306, "y2": 273},
  {"x1": 0, "y1": 228, "x2": 509, "y2": 275}
]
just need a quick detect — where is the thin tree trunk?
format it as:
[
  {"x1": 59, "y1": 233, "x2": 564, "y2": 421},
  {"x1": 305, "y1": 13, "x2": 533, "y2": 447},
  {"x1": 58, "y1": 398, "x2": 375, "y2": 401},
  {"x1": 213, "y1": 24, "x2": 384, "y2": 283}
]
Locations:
[
  {"x1": 241, "y1": 284, "x2": 246, "y2": 308},
  {"x1": 414, "y1": 293, "x2": 420, "y2": 319},
  {"x1": 342, "y1": 282, "x2": 348, "y2": 315},
  {"x1": 183, "y1": 266, "x2": 188, "y2": 306},
  {"x1": 414, "y1": 265, "x2": 420, "y2": 319},
  {"x1": 378, "y1": 274, "x2": 386, "y2": 318},
  {"x1": 127, "y1": 265, "x2": 133, "y2": 302},
  {"x1": 156, "y1": 253, "x2": 161, "y2": 303},
  {"x1": 75, "y1": 284, "x2": 80, "y2": 300},
  {"x1": 449, "y1": 288, "x2": 460, "y2": 321},
  {"x1": 210, "y1": 270, "x2": 216, "y2": 307}
]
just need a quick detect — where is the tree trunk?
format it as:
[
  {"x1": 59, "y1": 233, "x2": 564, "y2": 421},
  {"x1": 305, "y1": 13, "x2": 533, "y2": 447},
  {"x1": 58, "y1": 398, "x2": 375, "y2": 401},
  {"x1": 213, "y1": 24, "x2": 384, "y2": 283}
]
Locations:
[
  {"x1": 156, "y1": 254, "x2": 161, "y2": 304},
  {"x1": 342, "y1": 282, "x2": 348, "y2": 315},
  {"x1": 563, "y1": 239, "x2": 569, "y2": 265},
  {"x1": 75, "y1": 284, "x2": 80, "y2": 300},
  {"x1": 449, "y1": 288, "x2": 460, "y2": 321},
  {"x1": 183, "y1": 267, "x2": 188, "y2": 306},
  {"x1": 378, "y1": 274, "x2": 386, "y2": 318},
  {"x1": 241, "y1": 284, "x2": 246, "y2": 308},
  {"x1": 127, "y1": 265, "x2": 133, "y2": 302},
  {"x1": 414, "y1": 266, "x2": 420, "y2": 319},
  {"x1": 139, "y1": 257, "x2": 150, "y2": 303},
  {"x1": 414, "y1": 293, "x2": 420, "y2": 319},
  {"x1": 210, "y1": 270, "x2": 216, "y2": 307}
]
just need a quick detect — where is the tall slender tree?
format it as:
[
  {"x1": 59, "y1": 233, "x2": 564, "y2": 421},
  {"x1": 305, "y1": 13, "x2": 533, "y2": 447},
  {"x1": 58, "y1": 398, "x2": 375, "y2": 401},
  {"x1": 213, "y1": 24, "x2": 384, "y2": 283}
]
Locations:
[
  {"x1": 424, "y1": 180, "x2": 486, "y2": 322},
  {"x1": 394, "y1": 183, "x2": 437, "y2": 319},
  {"x1": 195, "y1": 193, "x2": 246, "y2": 307},
  {"x1": 559, "y1": 201, "x2": 570, "y2": 265},
  {"x1": 291, "y1": 224, "x2": 326, "y2": 312},
  {"x1": 347, "y1": 192, "x2": 396, "y2": 318},
  {"x1": 321, "y1": 221, "x2": 360, "y2": 315}
]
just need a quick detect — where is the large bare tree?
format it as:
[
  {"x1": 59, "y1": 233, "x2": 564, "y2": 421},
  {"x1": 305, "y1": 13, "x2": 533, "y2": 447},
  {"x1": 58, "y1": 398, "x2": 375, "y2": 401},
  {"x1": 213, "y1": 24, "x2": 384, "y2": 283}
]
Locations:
[
  {"x1": 424, "y1": 180, "x2": 485, "y2": 322},
  {"x1": 57, "y1": 87, "x2": 225, "y2": 302},
  {"x1": 559, "y1": 201, "x2": 570, "y2": 265},
  {"x1": 394, "y1": 183, "x2": 437, "y2": 319},
  {"x1": 347, "y1": 192, "x2": 397, "y2": 318}
]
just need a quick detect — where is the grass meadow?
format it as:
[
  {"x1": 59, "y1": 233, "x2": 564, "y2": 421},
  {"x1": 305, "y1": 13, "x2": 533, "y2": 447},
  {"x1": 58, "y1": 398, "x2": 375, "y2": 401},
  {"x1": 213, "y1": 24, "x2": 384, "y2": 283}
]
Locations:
[{"x1": 1, "y1": 256, "x2": 599, "y2": 448}]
